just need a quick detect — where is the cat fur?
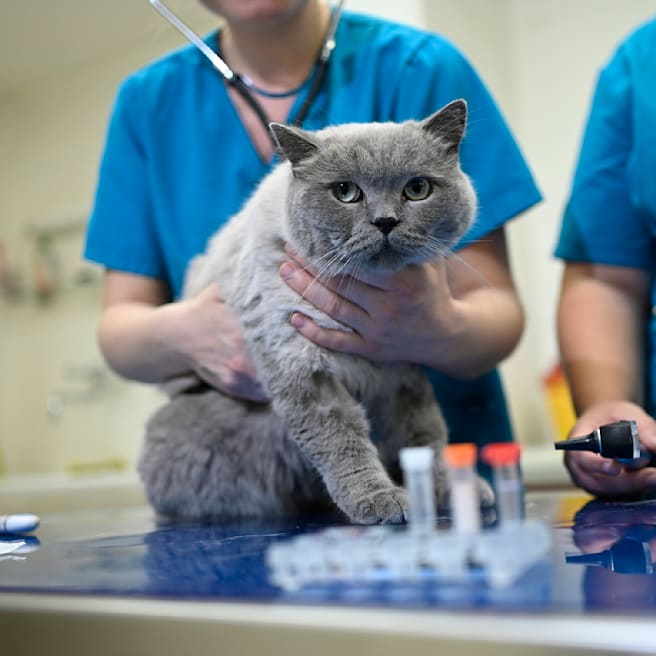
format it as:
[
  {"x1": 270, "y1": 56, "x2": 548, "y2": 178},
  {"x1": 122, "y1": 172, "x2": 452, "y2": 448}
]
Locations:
[{"x1": 138, "y1": 99, "x2": 494, "y2": 524}]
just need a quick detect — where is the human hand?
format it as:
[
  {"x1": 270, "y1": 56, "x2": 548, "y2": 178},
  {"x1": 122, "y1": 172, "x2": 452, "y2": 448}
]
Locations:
[
  {"x1": 278, "y1": 246, "x2": 460, "y2": 363},
  {"x1": 176, "y1": 283, "x2": 268, "y2": 402},
  {"x1": 563, "y1": 400, "x2": 656, "y2": 497}
]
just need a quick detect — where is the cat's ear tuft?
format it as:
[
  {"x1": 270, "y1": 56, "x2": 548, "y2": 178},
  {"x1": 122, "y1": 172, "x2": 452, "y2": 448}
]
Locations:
[
  {"x1": 269, "y1": 123, "x2": 319, "y2": 165},
  {"x1": 421, "y1": 99, "x2": 467, "y2": 153}
]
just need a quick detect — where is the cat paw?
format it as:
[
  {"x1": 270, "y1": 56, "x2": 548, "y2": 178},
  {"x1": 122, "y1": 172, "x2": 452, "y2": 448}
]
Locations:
[{"x1": 347, "y1": 486, "x2": 409, "y2": 525}]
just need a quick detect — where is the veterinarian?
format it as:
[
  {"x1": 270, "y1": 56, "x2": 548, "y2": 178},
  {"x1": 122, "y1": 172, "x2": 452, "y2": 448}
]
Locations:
[
  {"x1": 555, "y1": 17, "x2": 656, "y2": 496},
  {"x1": 84, "y1": 0, "x2": 541, "y2": 460}
]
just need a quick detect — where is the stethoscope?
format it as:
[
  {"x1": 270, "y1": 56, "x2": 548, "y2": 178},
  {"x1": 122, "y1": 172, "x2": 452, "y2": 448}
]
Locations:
[{"x1": 149, "y1": 0, "x2": 344, "y2": 145}]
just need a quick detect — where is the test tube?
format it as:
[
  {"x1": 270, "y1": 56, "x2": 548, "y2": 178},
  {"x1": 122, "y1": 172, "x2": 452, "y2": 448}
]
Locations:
[
  {"x1": 480, "y1": 442, "x2": 524, "y2": 527},
  {"x1": 443, "y1": 443, "x2": 480, "y2": 535},
  {"x1": 400, "y1": 446, "x2": 436, "y2": 535}
]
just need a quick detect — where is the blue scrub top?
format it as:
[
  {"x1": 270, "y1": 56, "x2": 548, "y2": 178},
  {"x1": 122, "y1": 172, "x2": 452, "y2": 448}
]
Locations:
[
  {"x1": 555, "y1": 18, "x2": 656, "y2": 413},
  {"x1": 85, "y1": 10, "x2": 542, "y2": 449}
]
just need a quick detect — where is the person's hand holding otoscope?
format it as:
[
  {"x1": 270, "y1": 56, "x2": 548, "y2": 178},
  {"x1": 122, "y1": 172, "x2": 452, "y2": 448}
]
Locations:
[{"x1": 555, "y1": 420, "x2": 656, "y2": 466}]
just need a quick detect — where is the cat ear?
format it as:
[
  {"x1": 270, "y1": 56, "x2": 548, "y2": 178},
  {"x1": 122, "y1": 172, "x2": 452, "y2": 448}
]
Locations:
[
  {"x1": 421, "y1": 99, "x2": 467, "y2": 152},
  {"x1": 269, "y1": 123, "x2": 319, "y2": 165}
]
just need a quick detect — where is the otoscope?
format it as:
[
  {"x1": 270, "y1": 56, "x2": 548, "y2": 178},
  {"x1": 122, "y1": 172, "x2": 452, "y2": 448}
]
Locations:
[
  {"x1": 566, "y1": 536, "x2": 655, "y2": 574},
  {"x1": 554, "y1": 420, "x2": 656, "y2": 465}
]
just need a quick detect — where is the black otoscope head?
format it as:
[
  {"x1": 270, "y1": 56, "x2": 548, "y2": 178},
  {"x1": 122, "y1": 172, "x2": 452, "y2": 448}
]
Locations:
[{"x1": 554, "y1": 420, "x2": 640, "y2": 459}]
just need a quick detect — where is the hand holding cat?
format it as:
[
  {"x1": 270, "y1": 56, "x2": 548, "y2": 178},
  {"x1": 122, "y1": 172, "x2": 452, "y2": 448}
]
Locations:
[
  {"x1": 279, "y1": 246, "x2": 460, "y2": 365},
  {"x1": 280, "y1": 228, "x2": 524, "y2": 380},
  {"x1": 181, "y1": 283, "x2": 269, "y2": 402}
]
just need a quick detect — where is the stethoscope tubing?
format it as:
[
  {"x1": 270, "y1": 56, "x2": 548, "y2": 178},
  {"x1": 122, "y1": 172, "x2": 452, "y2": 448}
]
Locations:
[{"x1": 149, "y1": 0, "x2": 344, "y2": 142}]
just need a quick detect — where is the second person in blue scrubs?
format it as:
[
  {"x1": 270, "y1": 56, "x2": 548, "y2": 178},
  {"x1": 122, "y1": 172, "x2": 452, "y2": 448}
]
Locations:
[
  {"x1": 85, "y1": 0, "x2": 541, "y2": 460},
  {"x1": 555, "y1": 17, "x2": 656, "y2": 496}
]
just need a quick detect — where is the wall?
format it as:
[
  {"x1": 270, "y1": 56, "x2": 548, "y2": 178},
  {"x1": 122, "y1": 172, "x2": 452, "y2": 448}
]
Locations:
[
  {"x1": 0, "y1": 11, "x2": 217, "y2": 474},
  {"x1": 1, "y1": 1, "x2": 654, "y2": 474}
]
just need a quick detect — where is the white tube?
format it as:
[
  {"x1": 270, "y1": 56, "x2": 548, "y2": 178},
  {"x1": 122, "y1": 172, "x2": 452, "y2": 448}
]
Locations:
[{"x1": 400, "y1": 447, "x2": 436, "y2": 535}]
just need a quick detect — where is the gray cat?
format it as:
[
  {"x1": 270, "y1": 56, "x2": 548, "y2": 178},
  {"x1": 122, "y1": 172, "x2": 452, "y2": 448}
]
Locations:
[{"x1": 139, "y1": 99, "x2": 493, "y2": 524}]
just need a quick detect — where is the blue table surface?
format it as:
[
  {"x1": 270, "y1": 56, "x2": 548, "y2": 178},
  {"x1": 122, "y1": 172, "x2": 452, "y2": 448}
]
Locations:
[{"x1": 2, "y1": 492, "x2": 656, "y2": 614}]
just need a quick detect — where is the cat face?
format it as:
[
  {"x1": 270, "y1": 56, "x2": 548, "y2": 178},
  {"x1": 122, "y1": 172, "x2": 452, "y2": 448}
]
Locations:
[{"x1": 270, "y1": 100, "x2": 477, "y2": 275}]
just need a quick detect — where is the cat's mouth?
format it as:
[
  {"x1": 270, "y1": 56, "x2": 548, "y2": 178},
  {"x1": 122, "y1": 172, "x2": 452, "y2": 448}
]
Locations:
[
  {"x1": 363, "y1": 234, "x2": 446, "y2": 271},
  {"x1": 365, "y1": 237, "x2": 408, "y2": 270}
]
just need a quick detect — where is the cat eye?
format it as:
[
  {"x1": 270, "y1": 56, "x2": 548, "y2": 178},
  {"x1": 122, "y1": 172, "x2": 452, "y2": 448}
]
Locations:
[
  {"x1": 403, "y1": 177, "x2": 432, "y2": 201},
  {"x1": 331, "y1": 181, "x2": 363, "y2": 203}
]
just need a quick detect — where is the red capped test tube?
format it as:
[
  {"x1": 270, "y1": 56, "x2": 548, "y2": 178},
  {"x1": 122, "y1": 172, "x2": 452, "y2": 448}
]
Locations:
[{"x1": 481, "y1": 442, "x2": 524, "y2": 527}]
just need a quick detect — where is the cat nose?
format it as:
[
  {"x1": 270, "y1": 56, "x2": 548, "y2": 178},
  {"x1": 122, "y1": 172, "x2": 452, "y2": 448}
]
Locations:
[{"x1": 371, "y1": 216, "x2": 399, "y2": 235}]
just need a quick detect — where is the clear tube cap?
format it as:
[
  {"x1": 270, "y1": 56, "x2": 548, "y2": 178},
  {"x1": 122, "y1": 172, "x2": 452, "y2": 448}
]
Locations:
[{"x1": 400, "y1": 446, "x2": 434, "y2": 470}]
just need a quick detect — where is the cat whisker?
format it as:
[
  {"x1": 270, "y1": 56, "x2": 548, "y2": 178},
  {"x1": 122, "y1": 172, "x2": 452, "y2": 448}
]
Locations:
[
  {"x1": 335, "y1": 256, "x2": 363, "y2": 301},
  {"x1": 410, "y1": 233, "x2": 490, "y2": 287},
  {"x1": 316, "y1": 250, "x2": 369, "y2": 309},
  {"x1": 294, "y1": 247, "x2": 353, "y2": 303},
  {"x1": 444, "y1": 251, "x2": 491, "y2": 286},
  {"x1": 288, "y1": 245, "x2": 347, "y2": 282},
  {"x1": 416, "y1": 234, "x2": 456, "y2": 257}
]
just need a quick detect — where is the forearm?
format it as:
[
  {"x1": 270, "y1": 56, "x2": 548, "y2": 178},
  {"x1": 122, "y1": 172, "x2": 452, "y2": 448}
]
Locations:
[
  {"x1": 558, "y1": 265, "x2": 646, "y2": 413},
  {"x1": 98, "y1": 301, "x2": 191, "y2": 383},
  {"x1": 422, "y1": 286, "x2": 524, "y2": 379}
]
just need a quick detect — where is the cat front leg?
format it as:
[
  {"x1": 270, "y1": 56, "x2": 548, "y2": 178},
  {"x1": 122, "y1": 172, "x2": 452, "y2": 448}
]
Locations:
[
  {"x1": 256, "y1": 347, "x2": 408, "y2": 524},
  {"x1": 386, "y1": 369, "x2": 452, "y2": 510},
  {"x1": 412, "y1": 377, "x2": 496, "y2": 510},
  {"x1": 386, "y1": 367, "x2": 495, "y2": 510},
  {"x1": 402, "y1": 376, "x2": 496, "y2": 510}
]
